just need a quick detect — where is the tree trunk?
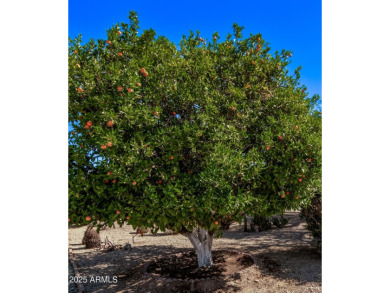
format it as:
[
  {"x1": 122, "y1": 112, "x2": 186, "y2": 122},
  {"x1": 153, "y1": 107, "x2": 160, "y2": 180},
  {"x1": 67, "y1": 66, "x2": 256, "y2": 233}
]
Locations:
[
  {"x1": 184, "y1": 227, "x2": 214, "y2": 267},
  {"x1": 244, "y1": 216, "x2": 248, "y2": 232}
]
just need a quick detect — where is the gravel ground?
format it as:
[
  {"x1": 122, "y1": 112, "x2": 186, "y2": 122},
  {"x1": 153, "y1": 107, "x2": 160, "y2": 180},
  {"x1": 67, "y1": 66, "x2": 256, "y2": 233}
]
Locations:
[{"x1": 68, "y1": 211, "x2": 321, "y2": 292}]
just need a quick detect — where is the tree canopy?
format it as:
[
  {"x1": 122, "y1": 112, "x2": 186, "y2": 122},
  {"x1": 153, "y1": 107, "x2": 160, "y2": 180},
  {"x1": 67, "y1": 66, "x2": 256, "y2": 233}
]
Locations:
[{"x1": 68, "y1": 11, "x2": 322, "y2": 235}]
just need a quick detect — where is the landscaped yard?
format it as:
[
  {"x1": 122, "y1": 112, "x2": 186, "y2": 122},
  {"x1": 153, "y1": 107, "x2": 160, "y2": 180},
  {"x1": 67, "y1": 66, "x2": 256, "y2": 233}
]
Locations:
[{"x1": 68, "y1": 211, "x2": 321, "y2": 292}]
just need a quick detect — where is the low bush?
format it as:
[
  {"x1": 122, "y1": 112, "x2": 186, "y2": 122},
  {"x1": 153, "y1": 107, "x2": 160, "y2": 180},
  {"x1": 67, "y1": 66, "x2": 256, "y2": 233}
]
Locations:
[
  {"x1": 300, "y1": 192, "x2": 322, "y2": 251},
  {"x1": 271, "y1": 215, "x2": 289, "y2": 228}
]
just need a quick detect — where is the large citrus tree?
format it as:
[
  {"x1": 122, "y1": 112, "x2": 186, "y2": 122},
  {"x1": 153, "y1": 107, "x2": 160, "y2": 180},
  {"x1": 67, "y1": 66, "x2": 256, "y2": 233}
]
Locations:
[{"x1": 68, "y1": 11, "x2": 321, "y2": 267}]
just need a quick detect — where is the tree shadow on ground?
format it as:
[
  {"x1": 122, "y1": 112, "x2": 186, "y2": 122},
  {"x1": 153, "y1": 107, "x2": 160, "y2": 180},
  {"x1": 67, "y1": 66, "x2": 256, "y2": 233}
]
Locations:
[
  {"x1": 254, "y1": 246, "x2": 321, "y2": 284},
  {"x1": 71, "y1": 245, "x2": 242, "y2": 293}
]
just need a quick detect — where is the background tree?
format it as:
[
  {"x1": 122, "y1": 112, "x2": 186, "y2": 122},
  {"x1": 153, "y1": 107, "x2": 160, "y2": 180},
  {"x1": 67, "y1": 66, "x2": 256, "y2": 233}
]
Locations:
[{"x1": 68, "y1": 11, "x2": 322, "y2": 267}]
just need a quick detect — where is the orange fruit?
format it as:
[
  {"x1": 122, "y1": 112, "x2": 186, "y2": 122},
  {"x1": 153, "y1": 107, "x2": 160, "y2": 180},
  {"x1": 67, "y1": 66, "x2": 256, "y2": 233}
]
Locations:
[
  {"x1": 106, "y1": 120, "x2": 114, "y2": 127},
  {"x1": 299, "y1": 178, "x2": 302, "y2": 182},
  {"x1": 294, "y1": 125, "x2": 298, "y2": 130},
  {"x1": 118, "y1": 52, "x2": 123, "y2": 57},
  {"x1": 143, "y1": 72, "x2": 149, "y2": 77},
  {"x1": 266, "y1": 145, "x2": 270, "y2": 150},
  {"x1": 257, "y1": 37, "x2": 261, "y2": 42},
  {"x1": 126, "y1": 216, "x2": 130, "y2": 220},
  {"x1": 105, "y1": 179, "x2": 110, "y2": 184},
  {"x1": 112, "y1": 179, "x2": 117, "y2": 183},
  {"x1": 308, "y1": 158, "x2": 312, "y2": 162},
  {"x1": 127, "y1": 88, "x2": 133, "y2": 93},
  {"x1": 276, "y1": 65, "x2": 280, "y2": 70},
  {"x1": 136, "y1": 83, "x2": 141, "y2": 87},
  {"x1": 68, "y1": 218, "x2": 70, "y2": 222},
  {"x1": 145, "y1": 144, "x2": 149, "y2": 148},
  {"x1": 101, "y1": 144, "x2": 107, "y2": 149},
  {"x1": 107, "y1": 171, "x2": 112, "y2": 175},
  {"x1": 85, "y1": 125, "x2": 90, "y2": 130},
  {"x1": 117, "y1": 31, "x2": 121, "y2": 35},
  {"x1": 86, "y1": 216, "x2": 92, "y2": 221},
  {"x1": 289, "y1": 53, "x2": 292, "y2": 57},
  {"x1": 107, "y1": 142, "x2": 113, "y2": 147},
  {"x1": 295, "y1": 196, "x2": 299, "y2": 200},
  {"x1": 77, "y1": 87, "x2": 83, "y2": 93},
  {"x1": 215, "y1": 221, "x2": 219, "y2": 225},
  {"x1": 170, "y1": 156, "x2": 174, "y2": 160},
  {"x1": 279, "y1": 136, "x2": 283, "y2": 140},
  {"x1": 246, "y1": 84, "x2": 251, "y2": 89},
  {"x1": 189, "y1": 170, "x2": 193, "y2": 174},
  {"x1": 140, "y1": 68, "x2": 146, "y2": 74},
  {"x1": 172, "y1": 112, "x2": 177, "y2": 116},
  {"x1": 251, "y1": 61, "x2": 255, "y2": 65},
  {"x1": 281, "y1": 194, "x2": 285, "y2": 198},
  {"x1": 132, "y1": 181, "x2": 137, "y2": 186},
  {"x1": 86, "y1": 121, "x2": 93, "y2": 127},
  {"x1": 116, "y1": 210, "x2": 120, "y2": 214},
  {"x1": 286, "y1": 191, "x2": 290, "y2": 195},
  {"x1": 231, "y1": 106, "x2": 235, "y2": 111},
  {"x1": 158, "y1": 180, "x2": 163, "y2": 184},
  {"x1": 117, "y1": 86, "x2": 123, "y2": 91},
  {"x1": 106, "y1": 40, "x2": 112, "y2": 45}
]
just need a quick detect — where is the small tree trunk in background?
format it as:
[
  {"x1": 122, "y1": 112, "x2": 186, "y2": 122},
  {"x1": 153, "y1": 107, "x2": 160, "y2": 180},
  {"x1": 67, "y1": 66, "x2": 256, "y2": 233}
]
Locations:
[
  {"x1": 244, "y1": 216, "x2": 248, "y2": 232},
  {"x1": 185, "y1": 227, "x2": 214, "y2": 267}
]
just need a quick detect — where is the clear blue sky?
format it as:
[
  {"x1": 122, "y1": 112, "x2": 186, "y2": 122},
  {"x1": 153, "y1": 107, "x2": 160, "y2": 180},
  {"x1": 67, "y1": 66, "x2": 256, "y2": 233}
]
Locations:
[{"x1": 69, "y1": 0, "x2": 321, "y2": 108}]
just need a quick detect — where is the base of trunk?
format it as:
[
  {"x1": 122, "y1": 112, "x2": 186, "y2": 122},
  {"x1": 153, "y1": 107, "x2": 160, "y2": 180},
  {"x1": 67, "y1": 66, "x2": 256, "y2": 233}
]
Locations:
[
  {"x1": 184, "y1": 227, "x2": 214, "y2": 267},
  {"x1": 196, "y1": 243, "x2": 213, "y2": 267}
]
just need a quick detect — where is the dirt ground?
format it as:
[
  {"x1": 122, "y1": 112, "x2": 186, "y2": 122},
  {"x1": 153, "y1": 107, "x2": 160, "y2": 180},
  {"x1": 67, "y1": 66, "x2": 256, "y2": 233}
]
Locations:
[{"x1": 68, "y1": 211, "x2": 321, "y2": 292}]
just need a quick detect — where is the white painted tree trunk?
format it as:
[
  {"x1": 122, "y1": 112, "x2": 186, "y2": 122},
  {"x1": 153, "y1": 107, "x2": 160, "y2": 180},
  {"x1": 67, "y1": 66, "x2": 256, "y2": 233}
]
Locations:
[{"x1": 184, "y1": 227, "x2": 214, "y2": 267}]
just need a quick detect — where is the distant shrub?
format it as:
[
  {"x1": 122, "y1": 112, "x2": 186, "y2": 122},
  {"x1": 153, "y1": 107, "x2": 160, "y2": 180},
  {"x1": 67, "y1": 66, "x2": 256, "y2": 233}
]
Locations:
[
  {"x1": 252, "y1": 214, "x2": 289, "y2": 232},
  {"x1": 271, "y1": 215, "x2": 289, "y2": 228},
  {"x1": 253, "y1": 215, "x2": 272, "y2": 231},
  {"x1": 300, "y1": 193, "x2": 322, "y2": 251}
]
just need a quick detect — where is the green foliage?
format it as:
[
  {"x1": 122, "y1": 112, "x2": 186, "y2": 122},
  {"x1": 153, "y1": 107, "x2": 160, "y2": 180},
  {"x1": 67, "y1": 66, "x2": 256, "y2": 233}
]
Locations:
[
  {"x1": 68, "y1": 11, "x2": 322, "y2": 234},
  {"x1": 300, "y1": 192, "x2": 322, "y2": 251}
]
